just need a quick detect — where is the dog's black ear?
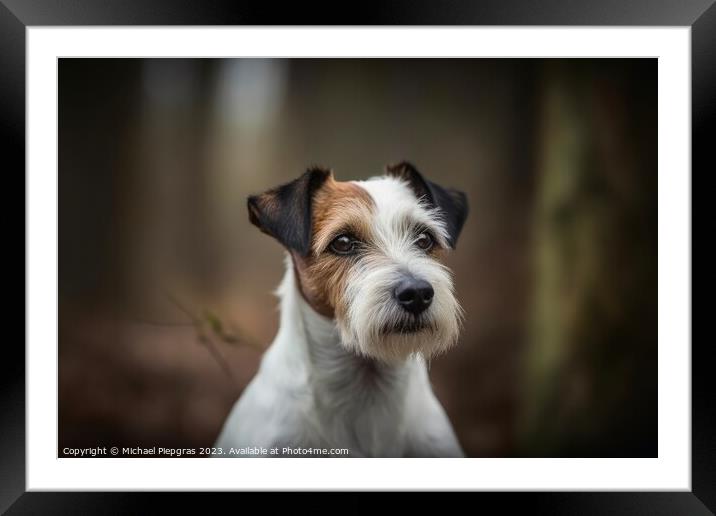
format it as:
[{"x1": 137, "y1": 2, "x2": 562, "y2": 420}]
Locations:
[
  {"x1": 248, "y1": 167, "x2": 332, "y2": 256},
  {"x1": 386, "y1": 161, "x2": 468, "y2": 248}
]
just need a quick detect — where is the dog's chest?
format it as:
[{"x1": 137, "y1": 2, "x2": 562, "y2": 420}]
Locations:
[{"x1": 305, "y1": 359, "x2": 413, "y2": 457}]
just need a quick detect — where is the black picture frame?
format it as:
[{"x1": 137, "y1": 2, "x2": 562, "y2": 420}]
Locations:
[{"x1": 4, "y1": 1, "x2": 710, "y2": 513}]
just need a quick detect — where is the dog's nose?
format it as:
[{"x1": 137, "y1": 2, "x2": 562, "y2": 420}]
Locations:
[{"x1": 394, "y1": 277, "x2": 434, "y2": 315}]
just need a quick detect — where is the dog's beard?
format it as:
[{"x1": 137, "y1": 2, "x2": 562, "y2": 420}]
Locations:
[
  {"x1": 338, "y1": 257, "x2": 462, "y2": 364},
  {"x1": 380, "y1": 315, "x2": 437, "y2": 335}
]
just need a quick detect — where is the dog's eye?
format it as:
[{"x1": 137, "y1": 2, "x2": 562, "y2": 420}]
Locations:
[
  {"x1": 329, "y1": 234, "x2": 357, "y2": 255},
  {"x1": 415, "y1": 232, "x2": 434, "y2": 251}
]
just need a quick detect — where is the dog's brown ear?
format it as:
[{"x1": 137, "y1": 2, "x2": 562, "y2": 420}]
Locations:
[
  {"x1": 386, "y1": 161, "x2": 468, "y2": 248},
  {"x1": 248, "y1": 167, "x2": 332, "y2": 256}
]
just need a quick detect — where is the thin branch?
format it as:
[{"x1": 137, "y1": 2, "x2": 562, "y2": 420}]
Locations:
[
  {"x1": 157, "y1": 290, "x2": 264, "y2": 382},
  {"x1": 197, "y1": 333, "x2": 235, "y2": 382}
]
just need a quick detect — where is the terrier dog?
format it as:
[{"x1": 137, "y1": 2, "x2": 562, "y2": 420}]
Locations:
[{"x1": 214, "y1": 162, "x2": 468, "y2": 457}]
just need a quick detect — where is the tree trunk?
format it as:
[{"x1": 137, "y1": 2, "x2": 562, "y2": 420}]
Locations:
[{"x1": 519, "y1": 60, "x2": 657, "y2": 457}]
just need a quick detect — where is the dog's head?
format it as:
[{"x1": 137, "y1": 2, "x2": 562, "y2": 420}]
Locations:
[{"x1": 248, "y1": 162, "x2": 468, "y2": 363}]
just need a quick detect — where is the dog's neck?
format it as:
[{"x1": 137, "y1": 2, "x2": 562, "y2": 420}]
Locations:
[{"x1": 272, "y1": 256, "x2": 415, "y2": 454}]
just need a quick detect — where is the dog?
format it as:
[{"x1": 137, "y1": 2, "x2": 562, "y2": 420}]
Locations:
[{"x1": 214, "y1": 162, "x2": 468, "y2": 457}]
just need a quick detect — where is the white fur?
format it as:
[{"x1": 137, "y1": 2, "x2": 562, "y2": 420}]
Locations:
[
  {"x1": 214, "y1": 176, "x2": 464, "y2": 457},
  {"x1": 214, "y1": 259, "x2": 464, "y2": 457},
  {"x1": 340, "y1": 177, "x2": 463, "y2": 363}
]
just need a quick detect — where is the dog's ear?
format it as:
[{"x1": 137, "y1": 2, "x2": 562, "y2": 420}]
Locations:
[
  {"x1": 248, "y1": 167, "x2": 332, "y2": 256},
  {"x1": 386, "y1": 161, "x2": 468, "y2": 248}
]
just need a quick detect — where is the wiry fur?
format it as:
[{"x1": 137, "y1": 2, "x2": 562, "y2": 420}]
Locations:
[
  {"x1": 338, "y1": 177, "x2": 463, "y2": 363},
  {"x1": 214, "y1": 169, "x2": 467, "y2": 457}
]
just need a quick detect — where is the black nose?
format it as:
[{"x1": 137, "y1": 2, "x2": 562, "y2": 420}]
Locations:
[{"x1": 394, "y1": 277, "x2": 434, "y2": 315}]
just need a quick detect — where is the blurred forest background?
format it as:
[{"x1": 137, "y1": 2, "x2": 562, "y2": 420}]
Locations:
[{"x1": 58, "y1": 58, "x2": 656, "y2": 458}]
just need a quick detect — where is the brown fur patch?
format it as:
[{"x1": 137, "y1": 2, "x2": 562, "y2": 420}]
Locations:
[{"x1": 292, "y1": 177, "x2": 374, "y2": 318}]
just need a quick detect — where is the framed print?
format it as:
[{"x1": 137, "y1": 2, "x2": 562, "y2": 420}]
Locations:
[{"x1": 6, "y1": 0, "x2": 711, "y2": 512}]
